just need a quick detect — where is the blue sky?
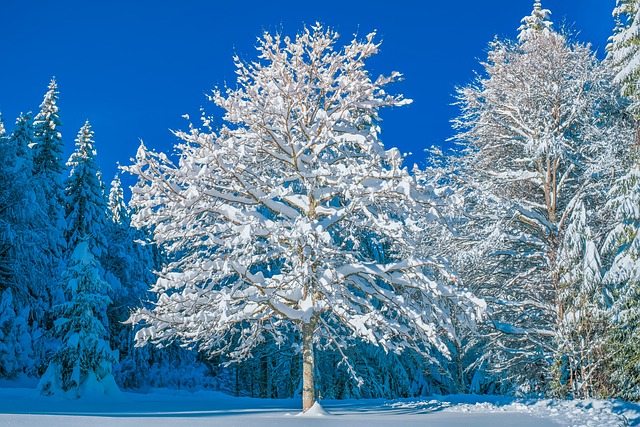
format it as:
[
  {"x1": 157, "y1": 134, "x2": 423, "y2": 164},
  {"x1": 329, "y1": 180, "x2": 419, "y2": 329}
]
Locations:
[{"x1": 0, "y1": 1, "x2": 613, "y2": 191}]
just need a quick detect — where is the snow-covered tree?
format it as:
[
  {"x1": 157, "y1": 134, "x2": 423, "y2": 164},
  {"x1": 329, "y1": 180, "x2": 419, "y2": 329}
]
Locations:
[
  {"x1": 0, "y1": 289, "x2": 34, "y2": 378},
  {"x1": 38, "y1": 241, "x2": 118, "y2": 398},
  {"x1": 451, "y1": 2, "x2": 625, "y2": 394},
  {"x1": 553, "y1": 202, "x2": 608, "y2": 398},
  {"x1": 601, "y1": 154, "x2": 640, "y2": 399},
  {"x1": 0, "y1": 112, "x2": 53, "y2": 377},
  {"x1": 65, "y1": 121, "x2": 108, "y2": 256},
  {"x1": 33, "y1": 78, "x2": 66, "y2": 261},
  {"x1": 608, "y1": 0, "x2": 640, "y2": 116},
  {"x1": 39, "y1": 122, "x2": 118, "y2": 398},
  {"x1": 127, "y1": 25, "x2": 482, "y2": 411}
]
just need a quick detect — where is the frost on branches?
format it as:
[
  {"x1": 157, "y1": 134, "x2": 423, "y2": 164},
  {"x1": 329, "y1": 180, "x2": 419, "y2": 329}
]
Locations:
[
  {"x1": 451, "y1": 2, "x2": 624, "y2": 395},
  {"x1": 127, "y1": 25, "x2": 483, "y2": 412}
]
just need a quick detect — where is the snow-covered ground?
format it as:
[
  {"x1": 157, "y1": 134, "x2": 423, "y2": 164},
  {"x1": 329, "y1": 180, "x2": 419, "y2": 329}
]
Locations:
[{"x1": 0, "y1": 386, "x2": 637, "y2": 427}]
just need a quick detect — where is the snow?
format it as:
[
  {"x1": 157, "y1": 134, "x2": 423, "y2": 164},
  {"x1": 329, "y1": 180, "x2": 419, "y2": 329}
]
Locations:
[
  {"x1": 296, "y1": 401, "x2": 332, "y2": 416},
  {"x1": 0, "y1": 387, "x2": 635, "y2": 427}
]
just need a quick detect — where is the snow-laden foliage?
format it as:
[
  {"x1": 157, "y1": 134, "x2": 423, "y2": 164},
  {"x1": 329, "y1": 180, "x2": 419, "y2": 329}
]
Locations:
[
  {"x1": 127, "y1": 24, "x2": 483, "y2": 410},
  {"x1": 65, "y1": 121, "x2": 109, "y2": 256},
  {"x1": 450, "y1": 2, "x2": 627, "y2": 395},
  {"x1": 0, "y1": 112, "x2": 52, "y2": 375},
  {"x1": 601, "y1": 154, "x2": 640, "y2": 400},
  {"x1": 553, "y1": 202, "x2": 608, "y2": 398},
  {"x1": 0, "y1": 289, "x2": 34, "y2": 378},
  {"x1": 608, "y1": 0, "x2": 640, "y2": 114},
  {"x1": 32, "y1": 78, "x2": 66, "y2": 261},
  {"x1": 517, "y1": 0, "x2": 552, "y2": 42},
  {"x1": 38, "y1": 241, "x2": 118, "y2": 398},
  {"x1": 39, "y1": 122, "x2": 118, "y2": 398}
]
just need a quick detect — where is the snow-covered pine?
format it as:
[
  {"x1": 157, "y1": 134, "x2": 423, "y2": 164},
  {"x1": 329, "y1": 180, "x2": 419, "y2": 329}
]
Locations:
[
  {"x1": 451, "y1": 1, "x2": 624, "y2": 395},
  {"x1": 65, "y1": 121, "x2": 109, "y2": 256},
  {"x1": 38, "y1": 241, "x2": 119, "y2": 398},
  {"x1": 601, "y1": 153, "x2": 640, "y2": 400},
  {"x1": 108, "y1": 173, "x2": 130, "y2": 226},
  {"x1": 32, "y1": 79, "x2": 66, "y2": 262},
  {"x1": 517, "y1": 0, "x2": 552, "y2": 42},
  {"x1": 0, "y1": 112, "x2": 53, "y2": 377},
  {"x1": 0, "y1": 289, "x2": 34, "y2": 379},
  {"x1": 608, "y1": 0, "x2": 640, "y2": 116},
  {"x1": 127, "y1": 24, "x2": 483, "y2": 412},
  {"x1": 553, "y1": 202, "x2": 608, "y2": 398},
  {"x1": 39, "y1": 121, "x2": 118, "y2": 398}
]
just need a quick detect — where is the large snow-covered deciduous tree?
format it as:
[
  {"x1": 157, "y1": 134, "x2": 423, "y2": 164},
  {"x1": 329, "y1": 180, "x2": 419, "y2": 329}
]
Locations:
[
  {"x1": 127, "y1": 25, "x2": 483, "y2": 411},
  {"x1": 451, "y1": 2, "x2": 627, "y2": 395}
]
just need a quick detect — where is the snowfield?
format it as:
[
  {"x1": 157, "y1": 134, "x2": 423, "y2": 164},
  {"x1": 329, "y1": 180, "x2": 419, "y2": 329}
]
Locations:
[{"x1": 0, "y1": 387, "x2": 637, "y2": 427}]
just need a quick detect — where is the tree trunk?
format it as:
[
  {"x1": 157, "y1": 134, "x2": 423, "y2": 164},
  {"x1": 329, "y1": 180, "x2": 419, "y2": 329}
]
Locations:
[{"x1": 301, "y1": 317, "x2": 316, "y2": 412}]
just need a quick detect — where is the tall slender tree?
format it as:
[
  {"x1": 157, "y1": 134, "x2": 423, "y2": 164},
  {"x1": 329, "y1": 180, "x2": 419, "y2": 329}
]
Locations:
[
  {"x1": 39, "y1": 122, "x2": 117, "y2": 397},
  {"x1": 33, "y1": 79, "x2": 66, "y2": 247},
  {"x1": 64, "y1": 121, "x2": 108, "y2": 256}
]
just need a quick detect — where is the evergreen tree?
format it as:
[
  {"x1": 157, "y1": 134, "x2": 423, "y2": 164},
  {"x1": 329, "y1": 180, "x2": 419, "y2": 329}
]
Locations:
[
  {"x1": 38, "y1": 241, "x2": 118, "y2": 398},
  {"x1": 65, "y1": 121, "x2": 108, "y2": 256},
  {"x1": 0, "y1": 112, "x2": 53, "y2": 378},
  {"x1": 33, "y1": 79, "x2": 66, "y2": 250},
  {"x1": 608, "y1": 0, "x2": 640, "y2": 115},
  {"x1": 39, "y1": 122, "x2": 118, "y2": 397},
  {"x1": 602, "y1": 154, "x2": 640, "y2": 400},
  {"x1": 0, "y1": 289, "x2": 34, "y2": 378},
  {"x1": 553, "y1": 202, "x2": 608, "y2": 398}
]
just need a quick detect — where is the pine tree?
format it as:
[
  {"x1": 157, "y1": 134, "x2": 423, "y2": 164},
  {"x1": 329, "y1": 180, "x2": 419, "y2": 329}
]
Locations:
[
  {"x1": 0, "y1": 289, "x2": 34, "y2": 378},
  {"x1": 33, "y1": 79, "x2": 66, "y2": 254},
  {"x1": 553, "y1": 202, "x2": 608, "y2": 398},
  {"x1": 65, "y1": 121, "x2": 108, "y2": 256},
  {"x1": 602, "y1": 154, "x2": 640, "y2": 399},
  {"x1": 38, "y1": 241, "x2": 118, "y2": 398},
  {"x1": 39, "y1": 122, "x2": 118, "y2": 397},
  {"x1": 127, "y1": 25, "x2": 482, "y2": 411},
  {"x1": 608, "y1": 0, "x2": 640, "y2": 115}
]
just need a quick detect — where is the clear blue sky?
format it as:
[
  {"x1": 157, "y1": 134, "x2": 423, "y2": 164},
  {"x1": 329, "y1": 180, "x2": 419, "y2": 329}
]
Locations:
[{"x1": 0, "y1": 1, "x2": 613, "y2": 192}]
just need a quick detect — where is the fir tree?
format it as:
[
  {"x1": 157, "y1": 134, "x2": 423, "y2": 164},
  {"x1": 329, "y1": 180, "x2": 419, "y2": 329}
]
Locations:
[
  {"x1": 554, "y1": 202, "x2": 608, "y2": 398},
  {"x1": 64, "y1": 121, "x2": 108, "y2": 256},
  {"x1": 33, "y1": 79, "x2": 66, "y2": 246},
  {"x1": 602, "y1": 154, "x2": 640, "y2": 399},
  {"x1": 0, "y1": 289, "x2": 34, "y2": 378},
  {"x1": 38, "y1": 241, "x2": 118, "y2": 398},
  {"x1": 608, "y1": 0, "x2": 640, "y2": 115},
  {"x1": 39, "y1": 122, "x2": 118, "y2": 398}
]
